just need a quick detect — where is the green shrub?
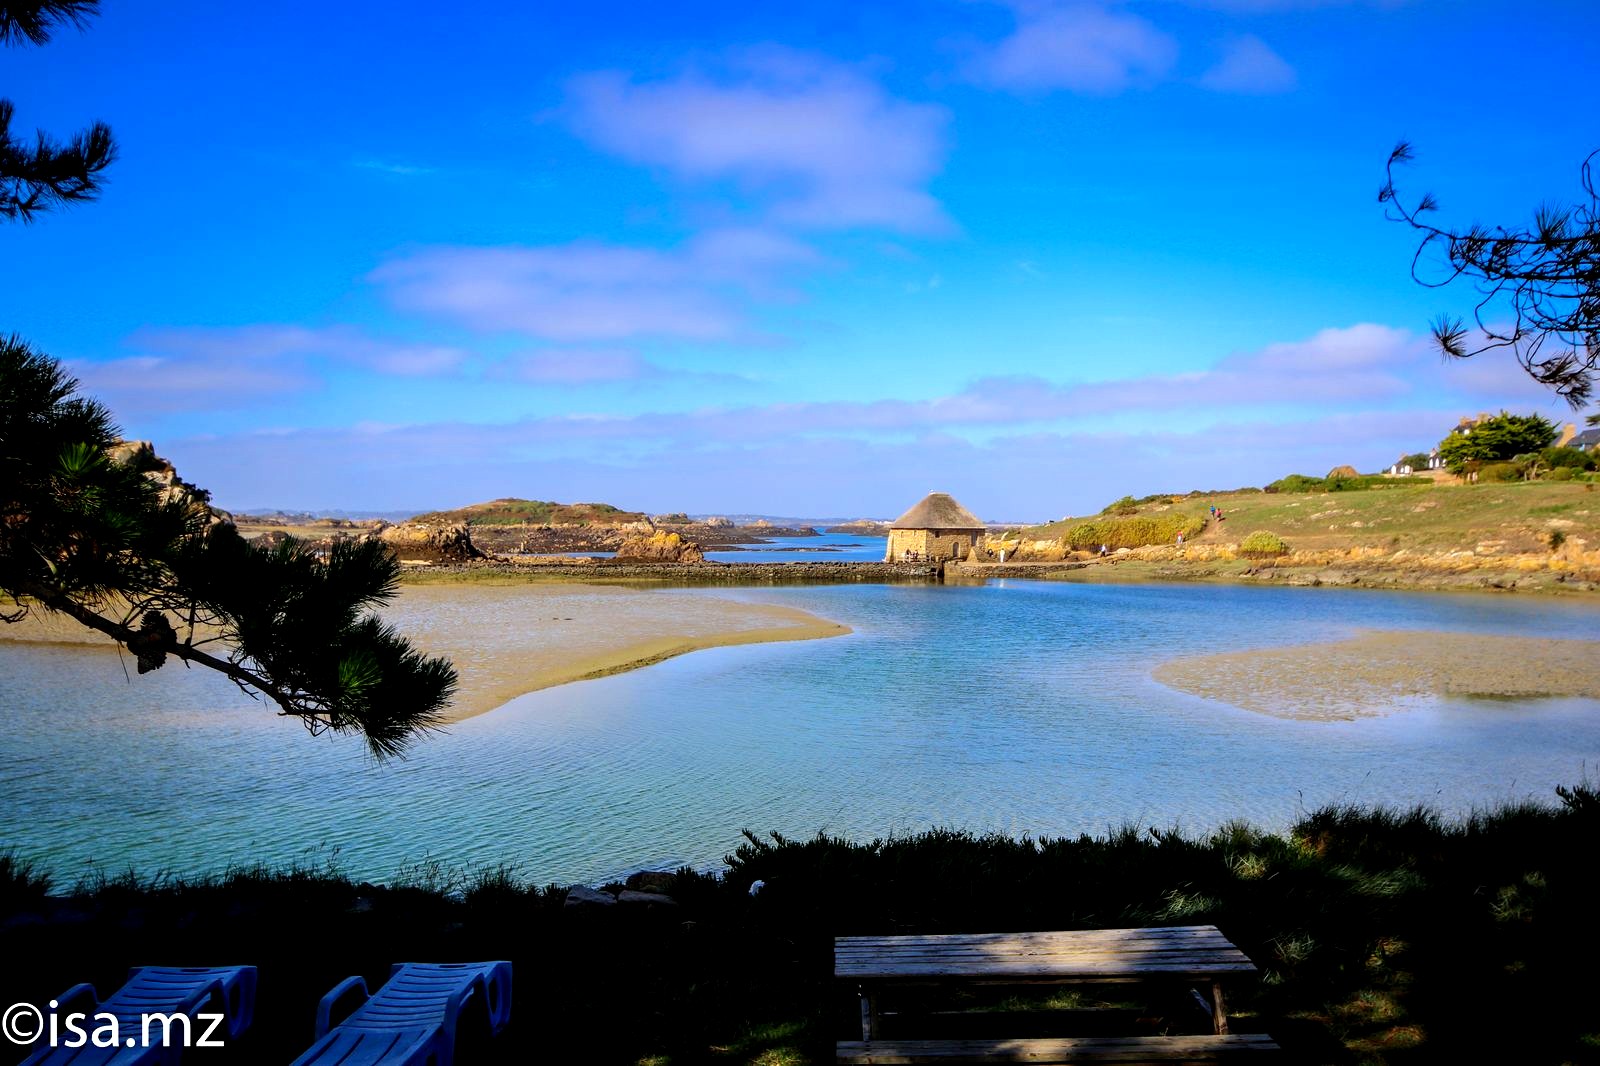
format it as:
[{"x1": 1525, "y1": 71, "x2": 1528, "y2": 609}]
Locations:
[
  {"x1": 1267, "y1": 473, "x2": 1429, "y2": 493},
  {"x1": 1265, "y1": 474, "x2": 1327, "y2": 493},
  {"x1": 1102, "y1": 495, "x2": 1139, "y2": 516},
  {"x1": 1478, "y1": 462, "x2": 1520, "y2": 482},
  {"x1": 1549, "y1": 530, "x2": 1567, "y2": 551},
  {"x1": 1065, "y1": 513, "x2": 1205, "y2": 549},
  {"x1": 1541, "y1": 446, "x2": 1596, "y2": 471},
  {"x1": 1547, "y1": 466, "x2": 1575, "y2": 482},
  {"x1": 1239, "y1": 530, "x2": 1290, "y2": 557}
]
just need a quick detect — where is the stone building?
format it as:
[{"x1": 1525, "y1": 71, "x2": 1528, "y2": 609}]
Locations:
[{"x1": 885, "y1": 492, "x2": 986, "y2": 563}]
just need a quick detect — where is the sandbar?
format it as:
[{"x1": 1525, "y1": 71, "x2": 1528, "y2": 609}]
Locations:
[
  {"x1": 1154, "y1": 629, "x2": 1600, "y2": 721},
  {"x1": 1, "y1": 584, "x2": 849, "y2": 722}
]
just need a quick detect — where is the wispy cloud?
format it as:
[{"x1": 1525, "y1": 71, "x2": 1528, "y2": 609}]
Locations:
[
  {"x1": 1199, "y1": 35, "x2": 1297, "y2": 93},
  {"x1": 369, "y1": 227, "x2": 820, "y2": 342},
  {"x1": 352, "y1": 158, "x2": 437, "y2": 177},
  {"x1": 1182, "y1": 0, "x2": 1410, "y2": 10},
  {"x1": 131, "y1": 322, "x2": 1568, "y2": 512},
  {"x1": 494, "y1": 349, "x2": 660, "y2": 385},
  {"x1": 69, "y1": 326, "x2": 469, "y2": 416},
  {"x1": 968, "y1": 4, "x2": 1179, "y2": 94},
  {"x1": 564, "y1": 48, "x2": 952, "y2": 233},
  {"x1": 166, "y1": 407, "x2": 1466, "y2": 518}
]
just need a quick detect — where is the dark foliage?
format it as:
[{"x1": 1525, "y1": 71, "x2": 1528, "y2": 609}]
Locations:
[
  {"x1": 0, "y1": 0, "x2": 99, "y2": 46},
  {"x1": 1381, "y1": 143, "x2": 1600, "y2": 407},
  {"x1": 0, "y1": 338, "x2": 456, "y2": 756},
  {"x1": 0, "y1": 3, "x2": 114, "y2": 221}
]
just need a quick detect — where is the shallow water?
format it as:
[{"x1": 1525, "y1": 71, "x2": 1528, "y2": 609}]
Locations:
[
  {"x1": 2, "y1": 581, "x2": 1598, "y2": 885},
  {"x1": 703, "y1": 533, "x2": 887, "y2": 563}
]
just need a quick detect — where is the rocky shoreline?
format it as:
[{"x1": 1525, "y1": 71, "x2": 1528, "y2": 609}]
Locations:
[
  {"x1": 951, "y1": 542, "x2": 1600, "y2": 594},
  {"x1": 402, "y1": 559, "x2": 942, "y2": 584}
]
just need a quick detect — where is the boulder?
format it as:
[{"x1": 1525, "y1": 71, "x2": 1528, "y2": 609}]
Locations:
[
  {"x1": 563, "y1": 885, "x2": 617, "y2": 909},
  {"x1": 379, "y1": 521, "x2": 484, "y2": 564},
  {"x1": 623, "y1": 870, "x2": 676, "y2": 894},
  {"x1": 617, "y1": 890, "x2": 678, "y2": 909},
  {"x1": 613, "y1": 530, "x2": 704, "y2": 563}
]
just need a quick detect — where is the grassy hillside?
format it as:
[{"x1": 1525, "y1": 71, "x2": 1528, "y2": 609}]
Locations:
[
  {"x1": 1032, "y1": 481, "x2": 1600, "y2": 555},
  {"x1": 408, "y1": 498, "x2": 646, "y2": 527}
]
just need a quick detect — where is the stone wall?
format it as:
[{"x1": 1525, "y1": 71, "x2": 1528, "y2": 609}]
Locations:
[{"x1": 886, "y1": 528, "x2": 980, "y2": 562}]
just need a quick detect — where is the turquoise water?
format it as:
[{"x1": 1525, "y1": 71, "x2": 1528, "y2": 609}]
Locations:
[
  {"x1": 2, "y1": 580, "x2": 1598, "y2": 885},
  {"x1": 703, "y1": 532, "x2": 886, "y2": 563},
  {"x1": 552, "y1": 532, "x2": 887, "y2": 562}
]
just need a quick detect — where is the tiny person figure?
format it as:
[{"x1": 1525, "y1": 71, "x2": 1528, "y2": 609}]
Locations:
[{"x1": 1176, "y1": 532, "x2": 1184, "y2": 547}]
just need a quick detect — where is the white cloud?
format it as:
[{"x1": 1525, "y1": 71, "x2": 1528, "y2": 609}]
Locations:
[
  {"x1": 495, "y1": 349, "x2": 658, "y2": 385},
  {"x1": 69, "y1": 326, "x2": 469, "y2": 418},
  {"x1": 969, "y1": 4, "x2": 1179, "y2": 94},
  {"x1": 564, "y1": 49, "x2": 951, "y2": 233},
  {"x1": 1199, "y1": 35, "x2": 1297, "y2": 93},
  {"x1": 369, "y1": 227, "x2": 819, "y2": 342}
]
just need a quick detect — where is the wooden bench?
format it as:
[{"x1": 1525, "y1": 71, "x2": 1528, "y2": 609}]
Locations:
[
  {"x1": 835, "y1": 926, "x2": 1275, "y2": 1063},
  {"x1": 836, "y1": 1034, "x2": 1279, "y2": 1063}
]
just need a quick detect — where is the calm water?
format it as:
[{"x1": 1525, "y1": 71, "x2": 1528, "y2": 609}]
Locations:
[
  {"x1": 704, "y1": 532, "x2": 887, "y2": 563},
  {"x1": 553, "y1": 532, "x2": 887, "y2": 563},
  {"x1": 2, "y1": 581, "x2": 1598, "y2": 886}
]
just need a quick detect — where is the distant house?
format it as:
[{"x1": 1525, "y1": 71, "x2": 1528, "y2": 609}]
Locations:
[
  {"x1": 886, "y1": 493, "x2": 986, "y2": 563},
  {"x1": 1569, "y1": 427, "x2": 1600, "y2": 452},
  {"x1": 1387, "y1": 447, "x2": 1446, "y2": 476}
]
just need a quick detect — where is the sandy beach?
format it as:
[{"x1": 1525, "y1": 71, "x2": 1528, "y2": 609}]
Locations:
[
  {"x1": 1, "y1": 583, "x2": 850, "y2": 722},
  {"x1": 1155, "y1": 629, "x2": 1600, "y2": 721}
]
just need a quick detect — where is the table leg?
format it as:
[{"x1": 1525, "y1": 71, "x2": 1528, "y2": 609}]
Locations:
[
  {"x1": 1210, "y1": 980, "x2": 1229, "y2": 1035},
  {"x1": 858, "y1": 984, "x2": 878, "y2": 1041}
]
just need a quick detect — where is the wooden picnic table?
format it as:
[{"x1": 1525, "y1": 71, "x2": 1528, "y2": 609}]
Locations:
[{"x1": 835, "y1": 925, "x2": 1271, "y2": 1063}]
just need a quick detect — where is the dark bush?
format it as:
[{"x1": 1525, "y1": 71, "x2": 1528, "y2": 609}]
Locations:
[{"x1": 1541, "y1": 446, "x2": 1596, "y2": 471}]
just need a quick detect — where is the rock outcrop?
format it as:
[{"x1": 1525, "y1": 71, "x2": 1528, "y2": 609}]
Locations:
[
  {"x1": 378, "y1": 521, "x2": 484, "y2": 564},
  {"x1": 108, "y1": 440, "x2": 232, "y2": 526},
  {"x1": 613, "y1": 530, "x2": 705, "y2": 563}
]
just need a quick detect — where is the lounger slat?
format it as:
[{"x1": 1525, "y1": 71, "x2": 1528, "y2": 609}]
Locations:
[{"x1": 291, "y1": 961, "x2": 513, "y2": 1066}]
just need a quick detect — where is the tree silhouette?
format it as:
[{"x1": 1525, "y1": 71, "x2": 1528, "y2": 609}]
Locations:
[
  {"x1": 1380, "y1": 143, "x2": 1600, "y2": 408},
  {"x1": 1, "y1": 2, "x2": 115, "y2": 220},
  {"x1": 0, "y1": 3, "x2": 458, "y2": 756},
  {"x1": 1, "y1": 339, "x2": 458, "y2": 756}
]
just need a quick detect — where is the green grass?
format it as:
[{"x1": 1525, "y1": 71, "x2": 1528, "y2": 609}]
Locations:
[
  {"x1": 1032, "y1": 480, "x2": 1600, "y2": 555},
  {"x1": 5, "y1": 788, "x2": 1600, "y2": 1063},
  {"x1": 1060, "y1": 512, "x2": 1206, "y2": 549},
  {"x1": 408, "y1": 498, "x2": 646, "y2": 527}
]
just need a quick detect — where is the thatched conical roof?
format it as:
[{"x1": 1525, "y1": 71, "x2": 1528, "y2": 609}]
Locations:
[{"x1": 890, "y1": 492, "x2": 984, "y2": 530}]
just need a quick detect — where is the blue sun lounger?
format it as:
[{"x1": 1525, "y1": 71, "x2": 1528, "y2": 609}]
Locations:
[
  {"x1": 291, "y1": 961, "x2": 513, "y2": 1066},
  {"x1": 21, "y1": 964, "x2": 257, "y2": 1065}
]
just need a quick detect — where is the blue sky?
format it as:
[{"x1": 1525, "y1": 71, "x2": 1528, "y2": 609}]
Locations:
[{"x1": 6, "y1": 0, "x2": 1598, "y2": 518}]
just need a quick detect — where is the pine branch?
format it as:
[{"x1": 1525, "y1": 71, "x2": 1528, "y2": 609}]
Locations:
[
  {"x1": 1383, "y1": 144, "x2": 1600, "y2": 408},
  {"x1": 0, "y1": 99, "x2": 116, "y2": 221},
  {"x1": 0, "y1": 1, "x2": 99, "y2": 47}
]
